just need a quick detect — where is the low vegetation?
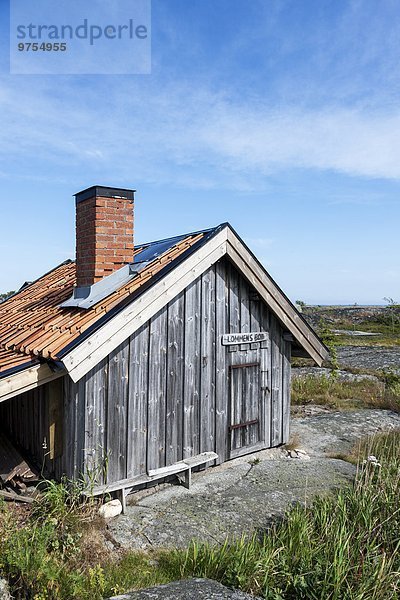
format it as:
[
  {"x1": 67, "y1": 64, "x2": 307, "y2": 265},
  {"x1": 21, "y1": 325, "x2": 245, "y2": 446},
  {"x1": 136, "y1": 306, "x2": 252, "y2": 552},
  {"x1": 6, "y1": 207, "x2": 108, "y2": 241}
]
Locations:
[
  {"x1": 304, "y1": 304, "x2": 400, "y2": 347},
  {"x1": 317, "y1": 319, "x2": 339, "y2": 373},
  {"x1": 334, "y1": 323, "x2": 400, "y2": 347},
  {"x1": 0, "y1": 482, "x2": 175, "y2": 599},
  {"x1": 291, "y1": 370, "x2": 400, "y2": 413},
  {"x1": 1, "y1": 431, "x2": 400, "y2": 599},
  {"x1": 330, "y1": 428, "x2": 399, "y2": 465}
]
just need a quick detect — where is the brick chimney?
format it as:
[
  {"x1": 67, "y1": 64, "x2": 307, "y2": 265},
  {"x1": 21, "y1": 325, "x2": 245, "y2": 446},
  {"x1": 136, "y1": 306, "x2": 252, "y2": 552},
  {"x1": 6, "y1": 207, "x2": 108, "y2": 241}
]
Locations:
[{"x1": 74, "y1": 186, "x2": 135, "y2": 288}]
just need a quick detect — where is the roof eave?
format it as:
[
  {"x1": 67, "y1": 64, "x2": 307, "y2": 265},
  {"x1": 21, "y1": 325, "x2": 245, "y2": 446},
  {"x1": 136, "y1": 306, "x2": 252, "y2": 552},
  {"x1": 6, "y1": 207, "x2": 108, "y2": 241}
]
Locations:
[{"x1": 0, "y1": 361, "x2": 65, "y2": 403}]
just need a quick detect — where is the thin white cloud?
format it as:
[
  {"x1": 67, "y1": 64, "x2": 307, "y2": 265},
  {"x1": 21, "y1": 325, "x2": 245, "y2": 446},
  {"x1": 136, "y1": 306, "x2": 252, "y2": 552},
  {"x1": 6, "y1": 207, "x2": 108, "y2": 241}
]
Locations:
[
  {"x1": 196, "y1": 104, "x2": 400, "y2": 180},
  {"x1": 1, "y1": 78, "x2": 400, "y2": 188}
]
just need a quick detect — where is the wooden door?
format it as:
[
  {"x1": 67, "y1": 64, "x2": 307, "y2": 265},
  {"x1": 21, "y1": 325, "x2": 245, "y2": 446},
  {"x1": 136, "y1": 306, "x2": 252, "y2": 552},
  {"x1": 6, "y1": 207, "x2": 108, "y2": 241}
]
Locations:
[{"x1": 229, "y1": 363, "x2": 262, "y2": 457}]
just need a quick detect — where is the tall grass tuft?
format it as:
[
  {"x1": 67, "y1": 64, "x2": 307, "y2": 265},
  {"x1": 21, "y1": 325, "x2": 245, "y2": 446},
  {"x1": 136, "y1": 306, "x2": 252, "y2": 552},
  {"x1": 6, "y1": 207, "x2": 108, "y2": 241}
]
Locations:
[{"x1": 173, "y1": 431, "x2": 400, "y2": 599}]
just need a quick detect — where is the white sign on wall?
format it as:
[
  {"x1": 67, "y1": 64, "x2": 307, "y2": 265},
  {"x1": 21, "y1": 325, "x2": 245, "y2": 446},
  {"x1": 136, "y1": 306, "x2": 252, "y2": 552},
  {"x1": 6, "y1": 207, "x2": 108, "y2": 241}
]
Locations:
[{"x1": 221, "y1": 332, "x2": 268, "y2": 346}]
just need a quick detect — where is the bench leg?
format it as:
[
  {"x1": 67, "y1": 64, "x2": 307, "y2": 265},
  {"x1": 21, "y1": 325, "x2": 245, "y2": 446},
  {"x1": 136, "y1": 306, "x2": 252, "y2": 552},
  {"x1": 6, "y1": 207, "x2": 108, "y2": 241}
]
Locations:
[
  {"x1": 182, "y1": 468, "x2": 191, "y2": 489},
  {"x1": 185, "y1": 468, "x2": 191, "y2": 489},
  {"x1": 116, "y1": 489, "x2": 126, "y2": 514},
  {"x1": 177, "y1": 468, "x2": 191, "y2": 489}
]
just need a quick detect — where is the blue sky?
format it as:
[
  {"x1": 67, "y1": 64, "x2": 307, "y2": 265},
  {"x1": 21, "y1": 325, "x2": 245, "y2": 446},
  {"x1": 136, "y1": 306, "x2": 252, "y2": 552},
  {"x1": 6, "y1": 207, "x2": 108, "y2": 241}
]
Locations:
[{"x1": 0, "y1": 0, "x2": 399, "y2": 304}]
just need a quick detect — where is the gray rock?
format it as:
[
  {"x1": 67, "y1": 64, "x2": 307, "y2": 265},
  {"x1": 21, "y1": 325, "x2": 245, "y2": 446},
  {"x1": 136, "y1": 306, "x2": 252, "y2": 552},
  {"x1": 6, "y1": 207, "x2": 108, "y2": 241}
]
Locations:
[
  {"x1": 0, "y1": 578, "x2": 11, "y2": 600},
  {"x1": 291, "y1": 409, "x2": 400, "y2": 457},
  {"x1": 108, "y1": 457, "x2": 356, "y2": 550},
  {"x1": 286, "y1": 449, "x2": 310, "y2": 460},
  {"x1": 99, "y1": 499, "x2": 122, "y2": 520},
  {"x1": 333, "y1": 330, "x2": 379, "y2": 337},
  {"x1": 107, "y1": 578, "x2": 260, "y2": 599},
  {"x1": 337, "y1": 346, "x2": 400, "y2": 373}
]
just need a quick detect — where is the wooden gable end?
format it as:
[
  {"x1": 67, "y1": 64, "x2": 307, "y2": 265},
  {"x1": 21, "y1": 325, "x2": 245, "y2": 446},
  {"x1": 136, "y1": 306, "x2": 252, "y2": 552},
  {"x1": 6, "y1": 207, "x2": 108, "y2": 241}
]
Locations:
[{"x1": 59, "y1": 258, "x2": 291, "y2": 484}]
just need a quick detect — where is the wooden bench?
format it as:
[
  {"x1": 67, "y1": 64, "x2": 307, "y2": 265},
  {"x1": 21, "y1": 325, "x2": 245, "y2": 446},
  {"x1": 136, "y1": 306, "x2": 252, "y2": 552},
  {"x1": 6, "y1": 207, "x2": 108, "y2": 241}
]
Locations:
[{"x1": 85, "y1": 451, "x2": 218, "y2": 513}]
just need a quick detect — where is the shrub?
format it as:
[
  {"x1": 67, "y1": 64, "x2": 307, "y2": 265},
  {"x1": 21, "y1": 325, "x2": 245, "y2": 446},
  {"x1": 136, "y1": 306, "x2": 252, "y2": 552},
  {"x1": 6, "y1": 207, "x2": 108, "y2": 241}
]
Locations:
[{"x1": 0, "y1": 479, "x2": 176, "y2": 599}]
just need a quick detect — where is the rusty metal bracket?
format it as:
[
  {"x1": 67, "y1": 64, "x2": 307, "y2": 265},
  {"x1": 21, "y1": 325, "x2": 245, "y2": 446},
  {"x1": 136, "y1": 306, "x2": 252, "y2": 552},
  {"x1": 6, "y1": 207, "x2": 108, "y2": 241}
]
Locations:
[{"x1": 229, "y1": 418, "x2": 259, "y2": 432}]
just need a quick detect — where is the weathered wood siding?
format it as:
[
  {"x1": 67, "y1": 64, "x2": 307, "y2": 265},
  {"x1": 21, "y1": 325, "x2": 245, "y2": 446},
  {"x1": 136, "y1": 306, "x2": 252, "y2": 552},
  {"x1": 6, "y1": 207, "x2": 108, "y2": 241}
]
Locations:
[
  {"x1": 0, "y1": 257, "x2": 291, "y2": 483},
  {"x1": 74, "y1": 257, "x2": 291, "y2": 483}
]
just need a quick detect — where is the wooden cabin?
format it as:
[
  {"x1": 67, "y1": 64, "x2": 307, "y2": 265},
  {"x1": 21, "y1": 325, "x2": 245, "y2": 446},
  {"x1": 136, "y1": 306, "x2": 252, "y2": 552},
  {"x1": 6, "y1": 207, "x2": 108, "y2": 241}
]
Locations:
[{"x1": 0, "y1": 186, "x2": 327, "y2": 502}]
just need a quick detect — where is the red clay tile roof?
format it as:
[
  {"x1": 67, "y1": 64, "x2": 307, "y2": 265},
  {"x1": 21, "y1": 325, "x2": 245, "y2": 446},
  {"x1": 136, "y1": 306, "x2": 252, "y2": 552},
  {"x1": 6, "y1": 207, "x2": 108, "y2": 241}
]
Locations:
[
  {"x1": 0, "y1": 347, "x2": 38, "y2": 376},
  {"x1": 0, "y1": 231, "x2": 207, "y2": 376}
]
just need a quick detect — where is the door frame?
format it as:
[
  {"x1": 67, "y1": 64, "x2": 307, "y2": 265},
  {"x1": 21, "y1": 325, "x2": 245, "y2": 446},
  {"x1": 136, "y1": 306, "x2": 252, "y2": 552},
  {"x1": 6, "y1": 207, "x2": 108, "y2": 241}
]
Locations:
[{"x1": 228, "y1": 361, "x2": 266, "y2": 459}]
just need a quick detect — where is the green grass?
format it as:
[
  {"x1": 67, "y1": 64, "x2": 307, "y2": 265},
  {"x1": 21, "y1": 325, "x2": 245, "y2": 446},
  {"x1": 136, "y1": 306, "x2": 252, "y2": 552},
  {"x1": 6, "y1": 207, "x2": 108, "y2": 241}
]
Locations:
[
  {"x1": 291, "y1": 373, "x2": 400, "y2": 412},
  {"x1": 334, "y1": 332, "x2": 400, "y2": 347}
]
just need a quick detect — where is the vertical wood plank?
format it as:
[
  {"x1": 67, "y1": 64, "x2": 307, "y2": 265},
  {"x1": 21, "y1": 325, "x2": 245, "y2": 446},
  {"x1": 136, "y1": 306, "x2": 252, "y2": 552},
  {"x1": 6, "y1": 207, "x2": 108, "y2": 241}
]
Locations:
[
  {"x1": 75, "y1": 378, "x2": 86, "y2": 478},
  {"x1": 48, "y1": 378, "x2": 63, "y2": 461},
  {"x1": 166, "y1": 292, "x2": 185, "y2": 466},
  {"x1": 31, "y1": 391, "x2": 38, "y2": 459},
  {"x1": 147, "y1": 309, "x2": 168, "y2": 470},
  {"x1": 247, "y1": 366, "x2": 261, "y2": 447},
  {"x1": 260, "y1": 304, "x2": 271, "y2": 448},
  {"x1": 239, "y1": 278, "x2": 250, "y2": 351},
  {"x1": 200, "y1": 267, "x2": 216, "y2": 453},
  {"x1": 260, "y1": 297, "x2": 269, "y2": 350},
  {"x1": 282, "y1": 339, "x2": 291, "y2": 444},
  {"x1": 228, "y1": 263, "x2": 240, "y2": 353},
  {"x1": 24, "y1": 391, "x2": 30, "y2": 453},
  {"x1": 63, "y1": 375, "x2": 85, "y2": 479},
  {"x1": 62, "y1": 376, "x2": 75, "y2": 478},
  {"x1": 85, "y1": 360, "x2": 107, "y2": 484},
  {"x1": 249, "y1": 294, "x2": 261, "y2": 350},
  {"x1": 270, "y1": 315, "x2": 283, "y2": 447},
  {"x1": 45, "y1": 384, "x2": 54, "y2": 475},
  {"x1": 127, "y1": 324, "x2": 150, "y2": 478},
  {"x1": 106, "y1": 340, "x2": 129, "y2": 483},
  {"x1": 183, "y1": 279, "x2": 201, "y2": 458},
  {"x1": 215, "y1": 260, "x2": 228, "y2": 464},
  {"x1": 230, "y1": 367, "x2": 242, "y2": 450}
]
